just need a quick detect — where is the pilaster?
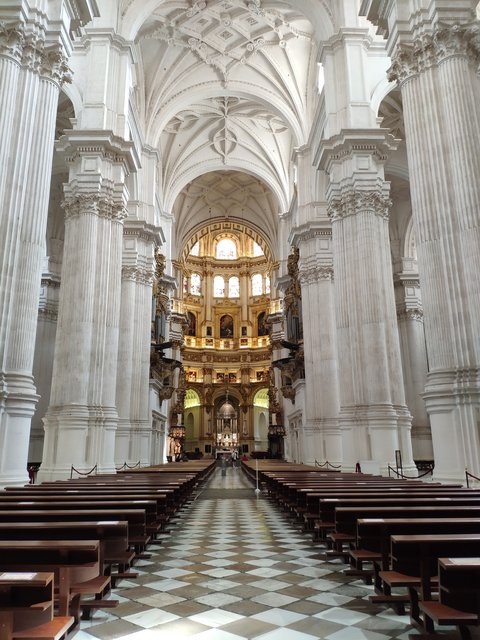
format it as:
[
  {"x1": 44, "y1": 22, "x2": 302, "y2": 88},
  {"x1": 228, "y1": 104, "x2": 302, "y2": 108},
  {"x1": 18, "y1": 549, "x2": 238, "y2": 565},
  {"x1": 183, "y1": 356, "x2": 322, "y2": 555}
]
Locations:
[
  {"x1": 319, "y1": 130, "x2": 416, "y2": 475},
  {"x1": 394, "y1": 270, "x2": 432, "y2": 460},
  {"x1": 0, "y1": 14, "x2": 72, "y2": 487},
  {"x1": 115, "y1": 221, "x2": 159, "y2": 467},
  {"x1": 385, "y1": 16, "x2": 480, "y2": 481},
  {"x1": 295, "y1": 223, "x2": 342, "y2": 466},
  {"x1": 39, "y1": 132, "x2": 137, "y2": 481}
]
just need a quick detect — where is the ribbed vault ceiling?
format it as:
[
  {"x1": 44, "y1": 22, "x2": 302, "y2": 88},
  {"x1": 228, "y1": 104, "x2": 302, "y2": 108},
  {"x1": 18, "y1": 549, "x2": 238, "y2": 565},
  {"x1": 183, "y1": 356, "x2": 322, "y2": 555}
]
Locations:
[{"x1": 133, "y1": 0, "x2": 318, "y2": 253}]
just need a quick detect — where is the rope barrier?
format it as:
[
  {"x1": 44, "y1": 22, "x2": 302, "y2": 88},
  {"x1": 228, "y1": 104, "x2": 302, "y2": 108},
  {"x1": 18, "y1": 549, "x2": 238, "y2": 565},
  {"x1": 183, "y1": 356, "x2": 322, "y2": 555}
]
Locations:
[
  {"x1": 70, "y1": 463, "x2": 97, "y2": 479},
  {"x1": 387, "y1": 464, "x2": 433, "y2": 480},
  {"x1": 314, "y1": 460, "x2": 342, "y2": 470},
  {"x1": 465, "y1": 468, "x2": 480, "y2": 488},
  {"x1": 115, "y1": 461, "x2": 141, "y2": 471}
]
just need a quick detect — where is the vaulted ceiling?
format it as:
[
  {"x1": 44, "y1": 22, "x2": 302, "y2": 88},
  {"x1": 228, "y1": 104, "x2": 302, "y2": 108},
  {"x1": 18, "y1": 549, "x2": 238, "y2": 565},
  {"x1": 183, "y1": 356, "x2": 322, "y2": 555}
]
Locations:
[{"x1": 132, "y1": 0, "x2": 319, "y2": 253}]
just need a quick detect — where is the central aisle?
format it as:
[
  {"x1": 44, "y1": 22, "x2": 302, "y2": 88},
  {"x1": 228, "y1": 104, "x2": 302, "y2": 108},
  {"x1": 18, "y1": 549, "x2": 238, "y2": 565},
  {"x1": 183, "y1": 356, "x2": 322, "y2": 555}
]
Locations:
[{"x1": 74, "y1": 466, "x2": 416, "y2": 640}]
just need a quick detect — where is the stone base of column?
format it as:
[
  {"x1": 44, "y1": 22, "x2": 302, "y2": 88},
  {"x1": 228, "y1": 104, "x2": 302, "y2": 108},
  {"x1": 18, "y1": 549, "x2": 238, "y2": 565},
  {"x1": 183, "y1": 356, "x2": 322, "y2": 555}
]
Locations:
[
  {"x1": 0, "y1": 374, "x2": 39, "y2": 487},
  {"x1": 38, "y1": 404, "x2": 118, "y2": 481},
  {"x1": 424, "y1": 368, "x2": 480, "y2": 484},
  {"x1": 339, "y1": 404, "x2": 417, "y2": 477},
  {"x1": 129, "y1": 420, "x2": 153, "y2": 467}
]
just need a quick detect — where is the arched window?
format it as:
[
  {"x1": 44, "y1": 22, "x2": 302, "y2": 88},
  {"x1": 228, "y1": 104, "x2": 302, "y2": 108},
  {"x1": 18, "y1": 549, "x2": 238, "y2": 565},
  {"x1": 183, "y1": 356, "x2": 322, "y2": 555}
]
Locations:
[
  {"x1": 190, "y1": 241, "x2": 199, "y2": 256},
  {"x1": 228, "y1": 276, "x2": 240, "y2": 298},
  {"x1": 214, "y1": 275, "x2": 225, "y2": 297},
  {"x1": 190, "y1": 273, "x2": 201, "y2": 296},
  {"x1": 183, "y1": 276, "x2": 188, "y2": 295},
  {"x1": 253, "y1": 241, "x2": 264, "y2": 257},
  {"x1": 220, "y1": 314, "x2": 234, "y2": 338},
  {"x1": 216, "y1": 238, "x2": 237, "y2": 260},
  {"x1": 251, "y1": 273, "x2": 263, "y2": 296},
  {"x1": 187, "y1": 311, "x2": 196, "y2": 336},
  {"x1": 265, "y1": 275, "x2": 270, "y2": 294}
]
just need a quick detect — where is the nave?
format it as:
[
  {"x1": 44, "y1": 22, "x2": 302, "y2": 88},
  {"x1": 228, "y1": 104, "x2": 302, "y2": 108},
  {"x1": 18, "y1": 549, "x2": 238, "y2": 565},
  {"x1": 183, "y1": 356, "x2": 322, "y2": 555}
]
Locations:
[{"x1": 72, "y1": 468, "x2": 419, "y2": 640}]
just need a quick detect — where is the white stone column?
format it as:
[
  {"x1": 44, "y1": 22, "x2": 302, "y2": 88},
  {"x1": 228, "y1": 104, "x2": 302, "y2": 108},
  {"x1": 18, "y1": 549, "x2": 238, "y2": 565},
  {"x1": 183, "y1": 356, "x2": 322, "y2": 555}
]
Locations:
[
  {"x1": 320, "y1": 132, "x2": 416, "y2": 475},
  {"x1": 394, "y1": 272, "x2": 432, "y2": 461},
  {"x1": 115, "y1": 222, "x2": 157, "y2": 467},
  {"x1": 0, "y1": 20, "x2": 70, "y2": 486},
  {"x1": 39, "y1": 133, "x2": 137, "y2": 480},
  {"x1": 29, "y1": 274, "x2": 61, "y2": 463},
  {"x1": 297, "y1": 231, "x2": 342, "y2": 465},
  {"x1": 388, "y1": 22, "x2": 480, "y2": 481}
]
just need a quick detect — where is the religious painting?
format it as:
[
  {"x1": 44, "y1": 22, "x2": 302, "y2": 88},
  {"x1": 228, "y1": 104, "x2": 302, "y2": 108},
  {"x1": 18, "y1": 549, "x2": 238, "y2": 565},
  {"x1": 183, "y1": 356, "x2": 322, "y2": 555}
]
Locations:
[
  {"x1": 228, "y1": 372, "x2": 237, "y2": 383},
  {"x1": 241, "y1": 326, "x2": 247, "y2": 337},
  {"x1": 256, "y1": 370, "x2": 265, "y2": 381},
  {"x1": 206, "y1": 325, "x2": 212, "y2": 337},
  {"x1": 220, "y1": 314, "x2": 234, "y2": 338},
  {"x1": 257, "y1": 311, "x2": 267, "y2": 336},
  {"x1": 187, "y1": 311, "x2": 196, "y2": 336},
  {"x1": 187, "y1": 371, "x2": 197, "y2": 382},
  {"x1": 216, "y1": 372, "x2": 225, "y2": 382}
]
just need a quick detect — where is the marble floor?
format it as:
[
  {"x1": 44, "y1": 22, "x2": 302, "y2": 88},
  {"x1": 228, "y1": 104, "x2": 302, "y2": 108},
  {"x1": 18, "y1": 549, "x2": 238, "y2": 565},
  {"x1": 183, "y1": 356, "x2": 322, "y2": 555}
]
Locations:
[{"x1": 71, "y1": 466, "x2": 426, "y2": 640}]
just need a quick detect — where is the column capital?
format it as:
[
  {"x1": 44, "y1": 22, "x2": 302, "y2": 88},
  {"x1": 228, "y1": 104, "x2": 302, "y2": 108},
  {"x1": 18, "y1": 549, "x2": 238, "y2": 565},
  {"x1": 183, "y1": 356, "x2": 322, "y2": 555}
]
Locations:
[
  {"x1": 0, "y1": 21, "x2": 72, "y2": 85},
  {"x1": 121, "y1": 265, "x2": 155, "y2": 285},
  {"x1": 388, "y1": 23, "x2": 480, "y2": 86},
  {"x1": 299, "y1": 265, "x2": 334, "y2": 285},
  {"x1": 62, "y1": 192, "x2": 127, "y2": 222},
  {"x1": 327, "y1": 189, "x2": 392, "y2": 222}
]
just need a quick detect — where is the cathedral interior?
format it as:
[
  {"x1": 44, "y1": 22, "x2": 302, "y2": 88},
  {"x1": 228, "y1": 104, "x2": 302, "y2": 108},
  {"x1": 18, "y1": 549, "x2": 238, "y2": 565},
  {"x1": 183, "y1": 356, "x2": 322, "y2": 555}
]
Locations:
[{"x1": 1, "y1": 0, "x2": 480, "y2": 487}]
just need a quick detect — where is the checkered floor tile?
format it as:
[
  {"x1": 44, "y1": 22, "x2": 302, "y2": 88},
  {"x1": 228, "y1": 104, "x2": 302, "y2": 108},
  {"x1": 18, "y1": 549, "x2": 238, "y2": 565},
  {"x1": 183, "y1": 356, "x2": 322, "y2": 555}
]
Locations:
[{"x1": 71, "y1": 466, "x2": 420, "y2": 640}]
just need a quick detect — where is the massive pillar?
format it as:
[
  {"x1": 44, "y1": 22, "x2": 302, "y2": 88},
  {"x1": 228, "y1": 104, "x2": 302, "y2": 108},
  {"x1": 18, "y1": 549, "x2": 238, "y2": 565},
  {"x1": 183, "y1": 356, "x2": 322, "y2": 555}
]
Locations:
[
  {"x1": 320, "y1": 132, "x2": 416, "y2": 475},
  {"x1": 0, "y1": 15, "x2": 71, "y2": 486},
  {"x1": 362, "y1": 0, "x2": 480, "y2": 480},
  {"x1": 39, "y1": 133, "x2": 137, "y2": 480},
  {"x1": 394, "y1": 270, "x2": 432, "y2": 461},
  {"x1": 115, "y1": 222, "x2": 157, "y2": 466},
  {"x1": 297, "y1": 235, "x2": 341, "y2": 465}
]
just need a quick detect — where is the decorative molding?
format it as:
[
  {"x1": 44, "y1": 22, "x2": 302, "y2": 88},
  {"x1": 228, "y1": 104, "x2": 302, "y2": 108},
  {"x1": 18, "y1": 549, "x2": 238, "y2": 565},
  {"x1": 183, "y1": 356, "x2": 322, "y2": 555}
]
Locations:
[
  {"x1": 121, "y1": 265, "x2": 155, "y2": 284},
  {"x1": 327, "y1": 191, "x2": 391, "y2": 222},
  {"x1": 63, "y1": 193, "x2": 127, "y2": 222},
  {"x1": 397, "y1": 306, "x2": 424, "y2": 322},
  {"x1": 388, "y1": 23, "x2": 480, "y2": 85},
  {"x1": 38, "y1": 304, "x2": 59, "y2": 321},
  {"x1": 299, "y1": 265, "x2": 334, "y2": 284},
  {"x1": 0, "y1": 21, "x2": 71, "y2": 85}
]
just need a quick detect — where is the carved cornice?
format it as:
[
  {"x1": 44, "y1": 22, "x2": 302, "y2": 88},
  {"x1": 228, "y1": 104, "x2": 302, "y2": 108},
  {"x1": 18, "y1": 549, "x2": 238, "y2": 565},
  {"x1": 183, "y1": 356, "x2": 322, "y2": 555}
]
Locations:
[
  {"x1": 299, "y1": 265, "x2": 334, "y2": 285},
  {"x1": 63, "y1": 193, "x2": 127, "y2": 222},
  {"x1": 388, "y1": 23, "x2": 480, "y2": 85},
  {"x1": 0, "y1": 22, "x2": 71, "y2": 85},
  {"x1": 327, "y1": 191, "x2": 391, "y2": 222}
]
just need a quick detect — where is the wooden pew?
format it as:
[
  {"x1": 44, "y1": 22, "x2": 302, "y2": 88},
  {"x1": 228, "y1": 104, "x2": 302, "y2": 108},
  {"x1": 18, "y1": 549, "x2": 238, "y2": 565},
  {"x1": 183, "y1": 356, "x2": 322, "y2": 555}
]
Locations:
[
  {"x1": 380, "y1": 534, "x2": 480, "y2": 626},
  {"x1": 332, "y1": 504, "x2": 480, "y2": 558},
  {"x1": 0, "y1": 495, "x2": 166, "y2": 539},
  {"x1": 419, "y1": 557, "x2": 480, "y2": 638},
  {"x1": 0, "y1": 521, "x2": 135, "y2": 588},
  {"x1": 350, "y1": 517, "x2": 480, "y2": 597},
  {"x1": 0, "y1": 571, "x2": 73, "y2": 640},
  {"x1": 0, "y1": 509, "x2": 149, "y2": 555},
  {"x1": 0, "y1": 540, "x2": 103, "y2": 626}
]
